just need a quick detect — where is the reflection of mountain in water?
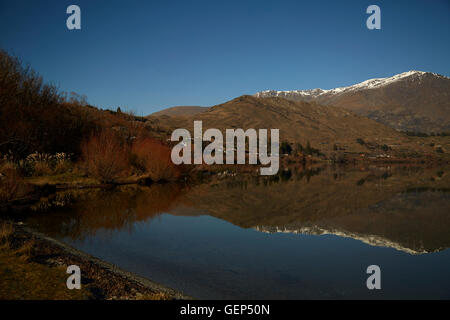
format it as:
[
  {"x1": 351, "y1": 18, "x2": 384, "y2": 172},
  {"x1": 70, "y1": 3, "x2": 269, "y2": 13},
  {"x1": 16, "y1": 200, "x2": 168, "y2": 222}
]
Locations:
[
  {"x1": 175, "y1": 166, "x2": 450, "y2": 254},
  {"x1": 26, "y1": 166, "x2": 450, "y2": 255}
]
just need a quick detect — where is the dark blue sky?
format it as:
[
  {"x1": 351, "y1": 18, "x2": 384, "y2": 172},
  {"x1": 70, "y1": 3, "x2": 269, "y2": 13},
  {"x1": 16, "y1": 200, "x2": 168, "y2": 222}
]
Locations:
[{"x1": 1, "y1": 0, "x2": 449, "y2": 115}]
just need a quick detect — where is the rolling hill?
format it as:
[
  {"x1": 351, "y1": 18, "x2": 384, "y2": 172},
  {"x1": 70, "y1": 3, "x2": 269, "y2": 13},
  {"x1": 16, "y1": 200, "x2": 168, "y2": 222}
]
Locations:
[
  {"x1": 150, "y1": 106, "x2": 208, "y2": 117},
  {"x1": 147, "y1": 95, "x2": 443, "y2": 155}
]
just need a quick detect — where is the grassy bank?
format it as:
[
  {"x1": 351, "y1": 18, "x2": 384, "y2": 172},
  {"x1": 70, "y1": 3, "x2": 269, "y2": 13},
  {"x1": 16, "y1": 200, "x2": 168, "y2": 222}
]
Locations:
[{"x1": 0, "y1": 221, "x2": 184, "y2": 300}]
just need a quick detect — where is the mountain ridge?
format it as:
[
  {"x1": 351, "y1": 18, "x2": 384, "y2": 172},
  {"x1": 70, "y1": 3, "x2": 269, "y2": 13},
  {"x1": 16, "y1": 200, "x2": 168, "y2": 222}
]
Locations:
[
  {"x1": 254, "y1": 71, "x2": 450, "y2": 133},
  {"x1": 150, "y1": 106, "x2": 208, "y2": 117},
  {"x1": 255, "y1": 71, "x2": 449, "y2": 99}
]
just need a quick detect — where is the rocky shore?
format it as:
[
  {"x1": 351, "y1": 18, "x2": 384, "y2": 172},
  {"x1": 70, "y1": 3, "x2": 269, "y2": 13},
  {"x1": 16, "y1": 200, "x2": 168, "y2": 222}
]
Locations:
[{"x1": 2, "y1": 222, "x2": 191, "y2": 300}]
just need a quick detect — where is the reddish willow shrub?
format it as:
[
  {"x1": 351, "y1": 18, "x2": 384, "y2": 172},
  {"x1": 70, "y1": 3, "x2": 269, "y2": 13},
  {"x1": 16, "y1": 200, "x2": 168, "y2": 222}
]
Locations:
[
  {"x1": 130, "y1": 137, "x2": 181, "y2": 182},
  {"x1": 80, "y1": 130, "x2": 129, "y2": 183}
]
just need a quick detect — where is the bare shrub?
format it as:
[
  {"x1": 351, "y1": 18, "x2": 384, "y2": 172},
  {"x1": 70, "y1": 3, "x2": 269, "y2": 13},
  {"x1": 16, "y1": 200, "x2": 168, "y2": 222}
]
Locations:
[
  {"x1": 0, "y1": 162, "x2": 31, "y2": 202},
  {"x1": 130, "y1": 137, "x2": 180, "y2": 182},
  {"x1": 80, "y1": 130, "x2": 129, "y2": 183}
]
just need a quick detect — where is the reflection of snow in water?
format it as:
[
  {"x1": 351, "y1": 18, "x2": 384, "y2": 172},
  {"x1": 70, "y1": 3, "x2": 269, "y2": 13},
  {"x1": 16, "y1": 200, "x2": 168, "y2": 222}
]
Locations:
[{"x1": 253, "y1": 225, "x2": 428, "y2": 255}]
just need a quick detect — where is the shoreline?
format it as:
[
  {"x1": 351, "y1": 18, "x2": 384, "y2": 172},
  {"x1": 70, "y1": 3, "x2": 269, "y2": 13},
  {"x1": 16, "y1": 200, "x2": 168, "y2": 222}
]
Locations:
[
  {"x1": 3, "y1": 222, "x2": 191, "y2": 300},
  {"x1": 2, "y1": 159, "x2": 449, "y2": 214}
]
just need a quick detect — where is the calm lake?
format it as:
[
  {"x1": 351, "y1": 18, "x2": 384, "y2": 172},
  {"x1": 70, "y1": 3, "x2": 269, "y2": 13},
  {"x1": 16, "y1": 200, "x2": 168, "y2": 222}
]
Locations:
[{"x1": 25, "y1": 165, "x2": 450, "y2": 299}]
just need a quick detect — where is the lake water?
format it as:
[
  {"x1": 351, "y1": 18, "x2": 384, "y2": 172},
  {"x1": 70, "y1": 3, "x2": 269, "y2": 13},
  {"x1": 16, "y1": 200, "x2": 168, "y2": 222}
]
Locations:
[{"x1": 25, "y1": 165, "x2": 450, "y2": 299}]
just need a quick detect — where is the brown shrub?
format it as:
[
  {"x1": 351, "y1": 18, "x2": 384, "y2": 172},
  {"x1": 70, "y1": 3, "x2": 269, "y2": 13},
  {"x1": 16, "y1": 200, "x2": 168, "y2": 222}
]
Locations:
[
  {"x1": 80, "y1": 130, "x2": 129, "y2": 183},
  {"x1": 0, "y1": 163, "x2": 31, "y2": 203},
  {"x1": 130, "y1": 137, "x2": 180, "y2": 182}
]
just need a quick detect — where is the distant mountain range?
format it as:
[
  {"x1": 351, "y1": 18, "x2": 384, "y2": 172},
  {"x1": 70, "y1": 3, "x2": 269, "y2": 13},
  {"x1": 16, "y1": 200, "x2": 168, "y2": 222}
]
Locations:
[
  {"x1": 151, "y1": 71, "x2": 450, "y2": 133},
  {"x1": 255, "y1": 71, "x2": 450, "y2": 133},
  {"x1": 147, "y1": 71, "x2": 450, "y2": 155}
]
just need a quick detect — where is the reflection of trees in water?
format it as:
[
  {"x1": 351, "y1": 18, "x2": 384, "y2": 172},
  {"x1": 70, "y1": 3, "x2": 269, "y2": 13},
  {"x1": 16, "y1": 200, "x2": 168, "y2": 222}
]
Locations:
[
  {"x1": 27, "y1": 184, "x2": 186, "y2": 240},
  {"x1": 217, "y1": 164, "x2": 431, "y2": 190},
  {"x1": 26, "y1": 165, "x2": 450, "y2": 251},
  {"x1": 220, "y1": 166, "x2": 326, "y2": 190},
  {"x1": 178, "y1": 165, "x2": 450, "y2": 253}
]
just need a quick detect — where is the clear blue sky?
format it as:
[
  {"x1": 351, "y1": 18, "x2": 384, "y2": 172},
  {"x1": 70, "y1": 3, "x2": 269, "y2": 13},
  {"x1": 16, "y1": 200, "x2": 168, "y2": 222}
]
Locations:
[{"x1": 1, "y1": 0, "x2": 449, "y2": 115}]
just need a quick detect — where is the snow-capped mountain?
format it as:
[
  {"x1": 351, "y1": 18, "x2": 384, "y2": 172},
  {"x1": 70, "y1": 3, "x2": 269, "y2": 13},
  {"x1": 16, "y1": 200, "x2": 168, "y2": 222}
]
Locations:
[
  {"x1": 255, "y1": 71, "x2": 450, "y2": 133},
  {"x1": 255, "y1": 71, "x2": 446, "y2": 100}
]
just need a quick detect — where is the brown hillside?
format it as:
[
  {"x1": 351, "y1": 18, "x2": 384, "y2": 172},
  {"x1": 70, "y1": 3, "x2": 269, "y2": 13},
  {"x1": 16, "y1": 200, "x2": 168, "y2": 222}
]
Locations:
[
  {"x1": 150, "y1": 106, "x2": 209, "y2": 117},
  {"x1": 325, "y1": 73, "x2": 450, "y2": 133},
  {"x1": 148, "y1": 95, "x2": 440, "y2": 155}
]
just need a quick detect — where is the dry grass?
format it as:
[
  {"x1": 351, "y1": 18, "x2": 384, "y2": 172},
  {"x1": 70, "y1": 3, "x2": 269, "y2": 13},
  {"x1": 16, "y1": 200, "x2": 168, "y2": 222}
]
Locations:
[
  {"x1": 15, "y1": 239, "x2": 35, "y2": 261},
  {"x1": 32, "y1": 161, "x2": 53, "y2": 176},
  {"x1": 0, "y1": 243, "x2": 91, "y2": 300},
  {"x1": 0, "y1": 221, "x2": 13, "y2": 242},
  {"x1": 0, "y1": 221, "x2": 89, "y2": 299},
  {"x1": 53, "y1": 160, "x2": 72, "y2": 174}
]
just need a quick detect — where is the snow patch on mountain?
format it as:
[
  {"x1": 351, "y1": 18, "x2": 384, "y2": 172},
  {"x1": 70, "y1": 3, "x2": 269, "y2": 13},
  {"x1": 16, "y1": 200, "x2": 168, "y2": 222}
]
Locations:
[{"x1": 254, "y1": 71, "x2": 448, "y2": 99}]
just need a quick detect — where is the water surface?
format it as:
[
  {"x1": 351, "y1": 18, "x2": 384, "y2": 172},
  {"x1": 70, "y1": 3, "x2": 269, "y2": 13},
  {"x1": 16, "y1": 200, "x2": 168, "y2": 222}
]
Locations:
[{"x1": 26, "y1": 166, "x2": 450, "y2": 299}]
